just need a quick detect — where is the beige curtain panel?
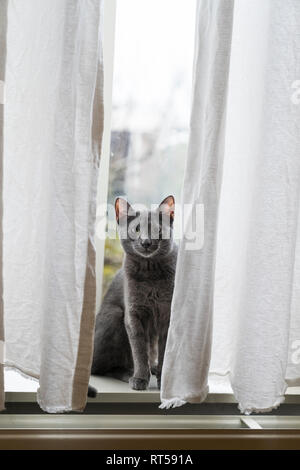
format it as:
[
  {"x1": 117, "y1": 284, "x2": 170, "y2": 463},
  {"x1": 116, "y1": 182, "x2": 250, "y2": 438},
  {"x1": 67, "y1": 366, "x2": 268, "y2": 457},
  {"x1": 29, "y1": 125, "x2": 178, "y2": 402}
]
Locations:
[{"x1": 1, "y1": 0, "x2": 104, "y2": 413}]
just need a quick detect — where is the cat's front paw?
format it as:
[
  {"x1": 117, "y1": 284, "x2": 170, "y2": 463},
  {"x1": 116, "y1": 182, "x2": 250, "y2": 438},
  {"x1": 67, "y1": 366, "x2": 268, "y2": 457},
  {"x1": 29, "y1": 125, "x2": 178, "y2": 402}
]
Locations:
[{"x1": 129, "y1": 377, "x2": 149, "y2": 390}]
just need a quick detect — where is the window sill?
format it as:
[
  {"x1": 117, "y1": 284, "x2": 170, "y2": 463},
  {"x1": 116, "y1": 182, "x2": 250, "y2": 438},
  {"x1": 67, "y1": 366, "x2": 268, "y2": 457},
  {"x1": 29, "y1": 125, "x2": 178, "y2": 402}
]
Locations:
[
  {"x1": 3, "y1": 372, "x2": 300, "y2": 449},
  {"x1": 5, "y1": 371, "x2": 300, "y2": 405},
  {"x1": 0, "y1": 415, "x2": 300, "y2": 450}
]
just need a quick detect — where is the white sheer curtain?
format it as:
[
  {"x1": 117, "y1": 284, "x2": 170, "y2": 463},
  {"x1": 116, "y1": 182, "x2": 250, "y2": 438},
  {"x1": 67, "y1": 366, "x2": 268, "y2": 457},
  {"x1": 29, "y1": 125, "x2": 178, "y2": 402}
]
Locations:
[
  {"x1": 2, "y1": 0, "x2": 104, "y2": 413},
  {"x1": 161, "y1": 0, "x2": 300, "y2": 413}
]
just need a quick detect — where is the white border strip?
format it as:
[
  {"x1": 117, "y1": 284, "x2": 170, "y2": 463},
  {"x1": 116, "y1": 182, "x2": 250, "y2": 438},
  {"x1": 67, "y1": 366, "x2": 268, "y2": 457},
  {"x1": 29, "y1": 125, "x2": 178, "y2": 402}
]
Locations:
[
  {"x1": 0, "y1": 80, "x2": 4, "y2": 104},
  {"x1": 0, "y1": 340, "x2": 5, "y2": 364}
]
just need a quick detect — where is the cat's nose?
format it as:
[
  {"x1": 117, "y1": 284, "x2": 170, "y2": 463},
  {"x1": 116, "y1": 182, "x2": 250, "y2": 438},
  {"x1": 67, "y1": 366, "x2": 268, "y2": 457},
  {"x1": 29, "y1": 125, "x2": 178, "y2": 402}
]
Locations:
[{"x1": 141, "y1": 239, "x2": 152, "y2": 249}]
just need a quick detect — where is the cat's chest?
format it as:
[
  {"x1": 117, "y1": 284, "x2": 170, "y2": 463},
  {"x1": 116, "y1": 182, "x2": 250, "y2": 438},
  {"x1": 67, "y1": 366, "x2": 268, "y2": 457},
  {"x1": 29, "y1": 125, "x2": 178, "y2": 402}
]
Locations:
[
  {"x1": 126, "y1": 278, "x2": 173, "y2": 305},
  {"x1": 124, "y1": 257, "x2": 175, "y2": 304},
  {"x1": 140, "y1": 282, "x2": 163, "y2": 302},
  {"x1": 126, "y1": 258, "x2": 175, "y2": 281}
]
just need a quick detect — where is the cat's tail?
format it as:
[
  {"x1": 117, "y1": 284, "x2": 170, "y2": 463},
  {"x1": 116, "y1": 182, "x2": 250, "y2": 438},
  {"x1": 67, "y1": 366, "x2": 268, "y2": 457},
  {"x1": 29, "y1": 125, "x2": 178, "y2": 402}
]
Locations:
[
  {"x1": 87, "y1": 385, "x2": 98, "y2": 398},
  {"x1": 88, "y1": 369, "x2": 132, "y2": 398}
]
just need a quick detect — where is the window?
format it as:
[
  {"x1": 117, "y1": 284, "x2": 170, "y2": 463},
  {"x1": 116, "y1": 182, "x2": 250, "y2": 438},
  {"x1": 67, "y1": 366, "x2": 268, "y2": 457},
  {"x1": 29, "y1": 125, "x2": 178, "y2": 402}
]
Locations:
[
  {"x1": 5, "y1": 0, "x2": 196, "y2": 393},
  {"x1": 4, "y1": 1, "x2": 300, "y2": 439},
  {"x1": 102, "y1": 0, "x2": 196, "y2": 295}
]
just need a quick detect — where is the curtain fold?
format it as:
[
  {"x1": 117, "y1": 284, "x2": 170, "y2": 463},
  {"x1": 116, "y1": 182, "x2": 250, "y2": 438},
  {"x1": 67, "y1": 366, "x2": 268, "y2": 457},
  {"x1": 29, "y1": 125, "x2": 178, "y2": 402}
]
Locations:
[
  {"x1": 161, "y1": 0, "x2": 300, "y2": 413},
  {"x1": 160, "y1": 0, "x2": 235, "y2": 409},
  {"x1": 213, "y1": 0, "x2": 300, "y2": 414},
  {"x1": 3, "y1": 0, "x2": 104, "y2": 413},
  {"x1": 0, "y1": 0, "x2": 8, "y2": 413}
]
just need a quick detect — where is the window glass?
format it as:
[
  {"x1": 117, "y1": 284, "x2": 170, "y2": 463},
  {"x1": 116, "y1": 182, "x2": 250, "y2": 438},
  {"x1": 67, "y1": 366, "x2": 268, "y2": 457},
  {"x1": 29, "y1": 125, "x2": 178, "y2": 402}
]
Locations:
[{"x1": 103, "y1": 0, "x2": 196, "y2": 294}]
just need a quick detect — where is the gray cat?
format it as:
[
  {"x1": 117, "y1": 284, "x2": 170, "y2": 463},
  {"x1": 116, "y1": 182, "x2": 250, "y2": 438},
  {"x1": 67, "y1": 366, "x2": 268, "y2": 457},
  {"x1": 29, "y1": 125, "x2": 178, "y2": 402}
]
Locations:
[{"x1": 88, "y1": 195, "x2": 177, "y2": 396}]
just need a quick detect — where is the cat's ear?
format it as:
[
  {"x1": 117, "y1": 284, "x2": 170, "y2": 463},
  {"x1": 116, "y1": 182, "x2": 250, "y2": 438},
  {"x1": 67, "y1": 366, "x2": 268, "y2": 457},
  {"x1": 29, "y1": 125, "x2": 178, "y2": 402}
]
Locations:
[
  {"x1": 158, "y1": 195, "x2": 175, "y2": 223},
  {"x1": 115, "y1": 197, "x2": 134, "y2": 223}
]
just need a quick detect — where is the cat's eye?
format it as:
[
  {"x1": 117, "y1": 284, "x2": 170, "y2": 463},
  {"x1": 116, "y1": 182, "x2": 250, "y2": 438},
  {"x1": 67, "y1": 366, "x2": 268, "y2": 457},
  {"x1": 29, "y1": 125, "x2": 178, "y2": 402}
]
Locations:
[{"x1": 135, "y1": 225, "x2": 140, "y2": 233}]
